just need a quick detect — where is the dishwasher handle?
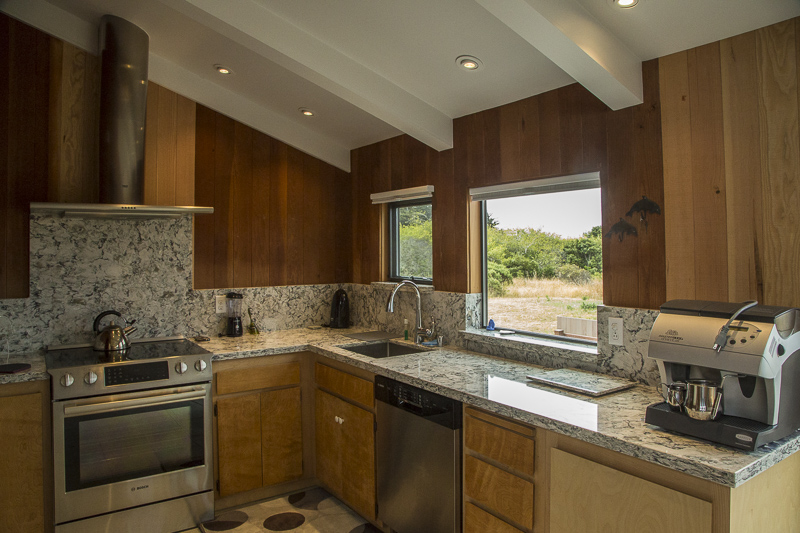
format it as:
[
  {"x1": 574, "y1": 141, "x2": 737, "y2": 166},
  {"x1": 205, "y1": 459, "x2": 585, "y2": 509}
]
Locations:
[{"x1": 398, "y1": 399, "x2": 424, "y2": 415}]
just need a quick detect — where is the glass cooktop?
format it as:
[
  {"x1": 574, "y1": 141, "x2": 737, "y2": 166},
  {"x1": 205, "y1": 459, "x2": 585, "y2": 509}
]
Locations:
[{"x1": 45, "y1": 338, "x2": 210, "y2": 370}]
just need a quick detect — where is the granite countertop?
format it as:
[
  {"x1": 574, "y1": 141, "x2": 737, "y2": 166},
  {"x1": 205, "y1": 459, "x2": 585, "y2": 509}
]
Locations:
[
  {"x1": 11, "y1": 326, "x2": 799, "y2": 487},
  {"x1": 204, "y1": 327, "x2": 800, "y2": 488},
  {"x1": 0, "y1": 352, "x2": 48, "y2": 385}
]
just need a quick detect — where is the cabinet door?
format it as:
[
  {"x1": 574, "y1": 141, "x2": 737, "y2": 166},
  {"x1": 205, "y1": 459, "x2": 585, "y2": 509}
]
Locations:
[
  {"x1": 261, "y1": 387, "x2": 303, "y2": 486},
  {"x1": 217, "y1": 393, "x2": 262, "y2": 497},
  {"x1": 549, "y1": 449, "x2": 712, "y2": 533},
  {"x1": 338, "y1": 395, "x2": 376, "y2": 521},
  {"x1": 0, "y1": 392, "x2": 44, "y2": 533},
  {"x1": 315, "y1": 390, "x2": 343, "y2": 495}
]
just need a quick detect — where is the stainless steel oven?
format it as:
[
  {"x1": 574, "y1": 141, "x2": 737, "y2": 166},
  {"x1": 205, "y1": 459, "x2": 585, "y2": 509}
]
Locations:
[{"x1": 47, "y1": 338, "x2": 214, "y2": 533}]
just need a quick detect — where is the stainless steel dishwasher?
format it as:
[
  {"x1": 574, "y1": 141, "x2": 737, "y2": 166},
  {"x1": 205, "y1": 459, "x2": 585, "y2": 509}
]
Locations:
[{"x1": 375, "y1": 375, "x2": 462, "y2": 533}]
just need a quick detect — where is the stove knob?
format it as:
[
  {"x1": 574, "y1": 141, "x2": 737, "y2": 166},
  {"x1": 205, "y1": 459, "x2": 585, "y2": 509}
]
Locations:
[
  {"x1": 60, "y1": 373, "x2": 74, "y2": 387},
  {"x1": 84, "y1": 371, "x2": 98, "y2": 385},
  {"x1": 175, "y1": 361, "x2": 188, "y2": 374},
  {"x1": 195, "y1": 360, "x2": 207, "y2": 372}
]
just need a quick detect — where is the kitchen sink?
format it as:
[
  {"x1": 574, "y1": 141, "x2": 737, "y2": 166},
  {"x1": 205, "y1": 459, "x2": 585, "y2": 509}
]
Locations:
[{"x1": 341, "y1": 341, "x2": 426, "y2": 359}]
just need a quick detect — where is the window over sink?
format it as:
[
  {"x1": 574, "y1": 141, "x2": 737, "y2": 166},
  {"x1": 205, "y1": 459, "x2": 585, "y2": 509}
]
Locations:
[
  {"x1": 471, "y1": 173, "x2": 602, "y2": 344},
  {"x1": 388, "y1": 200, "x2": 433, "y2": 284}
]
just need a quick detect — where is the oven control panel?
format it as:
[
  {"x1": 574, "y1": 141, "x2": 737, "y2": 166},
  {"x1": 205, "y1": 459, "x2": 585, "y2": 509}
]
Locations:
[{"x1": 105, "y1": 360, "x2": 170, "y2": 386}]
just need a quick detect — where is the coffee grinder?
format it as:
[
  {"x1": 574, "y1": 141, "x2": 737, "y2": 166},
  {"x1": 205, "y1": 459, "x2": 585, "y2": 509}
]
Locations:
[{"x1": 225, "y1": 293, "x2": 244, "y2": 337}]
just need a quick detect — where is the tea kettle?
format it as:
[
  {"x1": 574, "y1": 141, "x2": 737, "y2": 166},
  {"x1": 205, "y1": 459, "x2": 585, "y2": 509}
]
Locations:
[{"x1": 93, "y1": 310, "x2": 137, "y2": 352}]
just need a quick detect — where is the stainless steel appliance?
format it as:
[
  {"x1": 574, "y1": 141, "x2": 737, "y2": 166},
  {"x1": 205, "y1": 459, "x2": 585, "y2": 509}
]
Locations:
[
  {"x1": 375, "y1": 375, "x2": 461, "y2": 533},
  {"x1": 646, "y1": 299, "x2": 800, "y2": 450},
  {"x1": 46, "y1": 337, "x2": 214, "y2": 533}
]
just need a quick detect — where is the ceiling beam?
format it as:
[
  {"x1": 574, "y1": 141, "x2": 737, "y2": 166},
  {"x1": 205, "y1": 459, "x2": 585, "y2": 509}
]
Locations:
[
  {"x1": 157, "y1": 0, "x2": 454, "y2": 151},
  {"x1": 475, "y1": 0, "x2": 643, "y2": 110}
]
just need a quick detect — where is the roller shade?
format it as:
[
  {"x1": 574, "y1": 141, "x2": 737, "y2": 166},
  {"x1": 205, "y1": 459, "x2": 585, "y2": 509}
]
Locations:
[
  {"x1": 371, "y1": 185, "x2": 434, "y2": 204},
  {"x1": 469, "y1": 172, "x2": 600, "y2": 202}
]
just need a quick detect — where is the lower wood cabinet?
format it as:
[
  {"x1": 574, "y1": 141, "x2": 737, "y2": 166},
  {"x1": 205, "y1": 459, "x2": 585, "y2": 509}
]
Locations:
[
  {"x1": 314, "y1": 363, "x2": 376, "y2": 522},
  {"x1": 214, "y1": 356, "x2": 304, "y2": 499},
  {"x1": 549, "y1": 448, "x2": 711, "y2": 533},
  {"x1": 463, "y1": 407, "x2": 535, "y2": 532},
  {"x1": 0, "y1": 379, "x2": 51, "y2": 533}
]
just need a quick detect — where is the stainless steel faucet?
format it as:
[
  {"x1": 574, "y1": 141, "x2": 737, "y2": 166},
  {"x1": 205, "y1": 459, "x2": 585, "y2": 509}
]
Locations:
[{"x1": 386, "y1": 280, "x2": 425, "y2": 343}]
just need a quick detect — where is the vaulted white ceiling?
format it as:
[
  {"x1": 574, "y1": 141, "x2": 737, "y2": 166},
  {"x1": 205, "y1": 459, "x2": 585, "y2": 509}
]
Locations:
[{"x1": 3, "y1": 0, "x2": 799, "y2": 171}]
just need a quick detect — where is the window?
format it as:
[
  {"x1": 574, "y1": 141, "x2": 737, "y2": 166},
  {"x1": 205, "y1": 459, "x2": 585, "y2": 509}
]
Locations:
[
  {"x1": 473, "y1": 174, "x2": 602, "y2": 343},
  {"x1": 388, "y1": 200, "x2": 433, "y2": 283}
]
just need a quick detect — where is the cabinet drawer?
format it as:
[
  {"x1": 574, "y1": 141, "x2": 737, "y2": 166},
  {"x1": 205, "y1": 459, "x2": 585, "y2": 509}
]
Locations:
[
  {"x1": 315, "y1": 363, "x2": 373, "y2": 407},
  {"x1": 464, "y1": 455, "x2": 533, "y2": 529},
  {"x1": 465, "y1": 413, "x2": 534, "y2": 476},
  {"x1": 216, "y1": 361, "x2": 300, "y2": 395},
  {"x1": 465, "y1": 502, "x2": 524, "y2": 533}
]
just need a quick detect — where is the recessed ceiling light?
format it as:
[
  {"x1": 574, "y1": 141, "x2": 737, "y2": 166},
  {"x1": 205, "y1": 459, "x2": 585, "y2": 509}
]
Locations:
[
  {"x1": 610, "y1": 0, "x2": 639, "y2": 8},
  {"x1": 214, "y1": 64, "x2": 232, "y2": 75},
  {"x1": 299, "y1": 108, "x2": 315, "y2": 117},
  {"x1": 456, "y1": 55, "x2": 483, "y2": 71}
]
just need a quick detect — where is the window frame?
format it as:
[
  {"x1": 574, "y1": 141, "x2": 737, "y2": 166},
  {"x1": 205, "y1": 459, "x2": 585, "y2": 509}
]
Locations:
[
  {"x1": 388, "y1": 198, "x2": 433, "y2": 285},
  {"x1": 479, "y1": 188, "x2": 601, "y2": 347}
]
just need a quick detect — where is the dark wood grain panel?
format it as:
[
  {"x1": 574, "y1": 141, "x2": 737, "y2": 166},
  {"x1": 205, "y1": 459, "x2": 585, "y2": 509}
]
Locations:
[
  {"x1": 302, "y1": 154, "x2": 321, "y2": 284},
  {"x1": 579, "y1": 86, "x2": 608, "y2": 173},
  {"x1": 499, "y1": 99, "x2": 523, "y2": 183},
  {"x1": 251, "y1": 132, "x2": 271, "y2": 287},
  {"x1": 519, "y1": 96, "x2": 542, "y2": 179},
  {"x1": 156, "y1": 85, "x2": 177, "y2": 205},
  {"x1": 174, "y1": 92, "x2": 196, "y2": 206},
  {"x1": 318, "y1": 161, "x2": 337, "y2": 284},
  {"x1": 633, "y1": 59, "x2": 667, "y2": 309},
  {"x1": 4, "y1": 17, "x2": 50, "y2": 299},
  {"x1": 231, "y1": 122, "x2": 253, "y2": 288},
  {"x1": 193, "y1": 104, "x2": 216, "y2": 289},
  {"x1": 538, "y1": 89, "x2": 562, "y2": 177},
  {"x1": 688, "y1": 42, "x2": 728, "y2": 302},
  {"x1": 213, "y1": 113, "x2": 235, "y2": 289},
  {"x1": 0, "y1": 17, "x2": 9, "y2": 299},
  {"x1": 334, "y1": 168, "x2": 353, "y2": 283},
  {"x1": 558, "y1": 83, "x2": 584, "y2": 174},
  {"x1": 143, "y1": 81, "x2": 159, "y2": 206},
  {"x1": 269, "y1": 140, "x2": 288, "y2": 286},
  {"x1": 482, "y1": 108, "x2": 502, "y2": 183},
  {"x1": 286, "y1": 147, "x2": 304, "y2": 286}
]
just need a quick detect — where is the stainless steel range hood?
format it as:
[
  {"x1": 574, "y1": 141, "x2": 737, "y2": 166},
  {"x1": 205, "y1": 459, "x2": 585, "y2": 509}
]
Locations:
[{"x1": 32, "y1": 15, "x2": 213, "y2": 219}]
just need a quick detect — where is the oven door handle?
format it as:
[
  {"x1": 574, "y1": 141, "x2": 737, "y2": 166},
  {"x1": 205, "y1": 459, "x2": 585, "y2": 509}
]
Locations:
[{"x1": 63, "y1": 388, "x2": 207, "y2": 417}]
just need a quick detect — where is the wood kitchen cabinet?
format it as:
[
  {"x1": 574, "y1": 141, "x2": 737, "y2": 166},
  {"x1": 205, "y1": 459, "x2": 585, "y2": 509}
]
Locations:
[
  {"x1": 463, "y1": 406, "x2": 535, "y2": 533},
  {"x1": 213, "y1": 354, "x2": 310, "y2": 503},
  {"x1": 314, "y1": 362, "x2": 376, "y2": 521},
  {"x1": 0, "y1": 379, "x2": 52, "y2": 533}
]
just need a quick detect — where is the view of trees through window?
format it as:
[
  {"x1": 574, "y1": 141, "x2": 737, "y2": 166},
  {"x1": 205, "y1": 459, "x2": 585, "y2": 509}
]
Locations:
[
  {"x1": 486, "y1": 189, "x2": 602, "y2": 341},
  {"x1": 395, "y1": 203, "x2": 432, "y2": 280}
]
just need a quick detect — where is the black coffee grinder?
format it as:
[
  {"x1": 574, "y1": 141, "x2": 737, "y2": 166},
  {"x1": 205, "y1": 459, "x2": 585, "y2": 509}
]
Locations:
[{"x1": 225, "y1": 293, "x2": 244, "y2": 337}]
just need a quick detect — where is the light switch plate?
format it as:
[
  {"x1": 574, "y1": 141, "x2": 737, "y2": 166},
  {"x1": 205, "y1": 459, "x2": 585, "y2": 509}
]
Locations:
[
  {"x1": 215, "y1": 295, "x2": 227, "y2": 314},
  {"x1": 609, "y1": 317, "x2": 624, "y2": 346}
]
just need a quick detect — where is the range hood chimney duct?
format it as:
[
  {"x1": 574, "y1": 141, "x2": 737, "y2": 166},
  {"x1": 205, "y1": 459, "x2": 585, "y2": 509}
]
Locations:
[
  {"x1": 99, "y1": 14, "x2": 148, "y2": 205},
  {"x1": 31, "y1": 15, "x2": 213, "y2": 218}
]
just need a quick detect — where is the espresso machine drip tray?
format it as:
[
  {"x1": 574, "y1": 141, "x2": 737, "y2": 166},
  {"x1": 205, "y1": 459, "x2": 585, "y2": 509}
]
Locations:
[{"x1": 645, "y1": 402, "x2": 777, "y2": 451}]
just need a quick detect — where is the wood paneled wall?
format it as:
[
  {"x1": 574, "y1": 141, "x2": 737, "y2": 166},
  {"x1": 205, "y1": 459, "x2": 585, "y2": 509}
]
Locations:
[
  {"x1": 0, "y1": 14, "x2": 50, "y2": 299},
  {"x1": 352, "y1": 63, "x2": 666, "y2": 308},
  {"x1": 350, "y1": 136, "x2": 474, "y2": 293},
  {"x1": 144, "y1": 82, "x2": 196, "y2": 206},
  {"x1": 194, "y1": 105, "x2": 352, "y2": 289},
  {"x1": 660, "y1": 18, "x2": 800, "y2": 307}
]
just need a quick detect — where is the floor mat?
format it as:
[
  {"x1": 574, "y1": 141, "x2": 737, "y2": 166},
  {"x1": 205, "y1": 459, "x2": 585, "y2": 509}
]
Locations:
[{"x1": 200, "y1": 487, "x2": 382, "y2": 533}]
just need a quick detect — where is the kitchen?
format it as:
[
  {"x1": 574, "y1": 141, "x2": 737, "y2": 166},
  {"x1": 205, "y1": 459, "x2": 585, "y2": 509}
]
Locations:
[{"x1": 1, "y1": 0, "x2": 800, "y2": 532}]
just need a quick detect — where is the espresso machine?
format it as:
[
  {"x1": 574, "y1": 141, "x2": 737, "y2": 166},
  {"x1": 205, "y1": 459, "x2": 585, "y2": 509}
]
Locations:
[{"x1": 645, "y1": 299, "x2": 800, "y2": 450}]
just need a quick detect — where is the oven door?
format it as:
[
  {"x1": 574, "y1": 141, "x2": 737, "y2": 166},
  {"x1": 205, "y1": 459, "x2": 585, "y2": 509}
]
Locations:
[{"x1": 53, "y1": 383, "x2": 213, "y2": 524}]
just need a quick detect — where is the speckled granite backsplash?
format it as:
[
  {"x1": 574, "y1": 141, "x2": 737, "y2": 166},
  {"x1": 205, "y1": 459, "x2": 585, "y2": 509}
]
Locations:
[{"x1": 0, "y1": 214, "x2": 660, "y2": 387}]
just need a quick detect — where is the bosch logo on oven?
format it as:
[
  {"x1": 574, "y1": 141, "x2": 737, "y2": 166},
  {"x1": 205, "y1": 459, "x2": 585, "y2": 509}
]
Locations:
[{"x1": 131, "y1": 484, "x2": 149, "y2": 492}]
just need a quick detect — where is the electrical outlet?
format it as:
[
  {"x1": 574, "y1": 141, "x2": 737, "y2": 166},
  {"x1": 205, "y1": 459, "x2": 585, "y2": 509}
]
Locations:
[
  {"x1": 215, "y1": 295, "x2": 227, "y2": 314},
  {"x1": 609, "y1": 317, "x2": 623, "y2": 346}
]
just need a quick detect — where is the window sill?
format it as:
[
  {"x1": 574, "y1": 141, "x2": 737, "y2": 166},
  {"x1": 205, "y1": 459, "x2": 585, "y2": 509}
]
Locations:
[
  {"x1": 461, "y1": 328, "x2": 598, "y2": 359},
  {"x1": 370, "y1": 281, "x2": 435, "y2": 292}
]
